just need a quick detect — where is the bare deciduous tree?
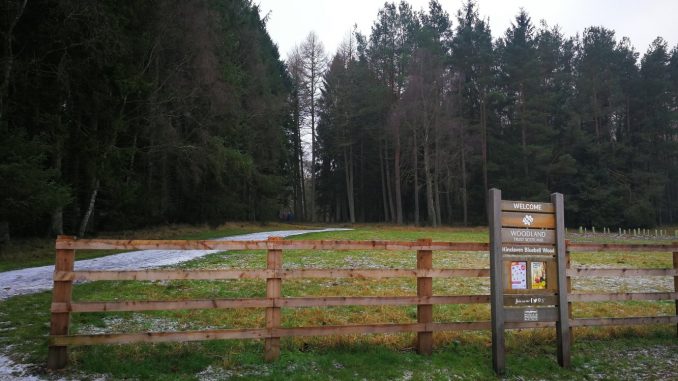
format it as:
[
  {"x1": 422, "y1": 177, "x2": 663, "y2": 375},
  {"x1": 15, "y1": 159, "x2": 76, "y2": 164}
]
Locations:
[{"x1": 298, "y1": 31, "x2": 327, "y2": 222}]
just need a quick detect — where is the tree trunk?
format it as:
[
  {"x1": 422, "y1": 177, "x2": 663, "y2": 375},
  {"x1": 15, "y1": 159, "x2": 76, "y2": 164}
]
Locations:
[
  {"x1": 394, "y1": 122, "x2": 403, "y2": 224},
  {"x1": 434, "y1": 174, "x2": 442, "y2": 226},
  {"x1": 294, "y1": 99, "x2": 305, "y2": 220},
  {"x1": 0, "y1": 221, "x2": 9, "y2": 244},
  {"x1": 446, "y1": 166, "x2": 453, "y2": 224},
  {"x1": 460, "y1": 124, "x2": 468, "y2": 226},
  {"x1": 0, "y1": 0, "x2": 28, "y2": 119},
  {"x1": 480, "y1": 96, "x2": 488, "y2": 195},
  {"x1": 160, "y1": 151, "x2": 169, "y2": 217},
  {"x1": 71, "y1": 156, "x2": 81, "y2": 229},
  {"x1": 592, "y1": 88, "x2": 600, "y2": 142},
  {"x1": 343, "y1": 146, "x2": 355, "y2": 223},
  {"x1": 298, "y1": 132, "x2": 306, "y2": 221},
  {"x1": 125, "y1": 132, "x2": 138, "y2": 185},
  {"x1": 310, "y1": 100, "x2": 316, "y2": 222},
  {"x1": 666, "y1": 177, "x2": 675, "y2": 225},
  {"x1": 51, "y1": 209, "x2": 63, "y2": 236},
  {"x1": 78, "y1": 179, "x2": 100, "y2": 237},
  {"x1": 423, "y1": 127, "x2": 437, "y2": 227},
  {"x1": 359, "y1": 141, "x2": 365, "y2": 222},
  {"x1": 457, "y1": 73, "x2": 468, "y2": 226},
  {"x1": 434, "y1": 124, "x2": 442, "y2": 226},
  {"x1": 50, "y1": 135, "x2": 64, "y2": 236},
  {"x1": 413, "y1": 129, "x2": 420, "y2": 226},
  {"x1": 379, "y1": 141, "x2": 390, "y2": 222},
  {"x1": 384, "y1": 139, "x2": 396, "y2": 223}
]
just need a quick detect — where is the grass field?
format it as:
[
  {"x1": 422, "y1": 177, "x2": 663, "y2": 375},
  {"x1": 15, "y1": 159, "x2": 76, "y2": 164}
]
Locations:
[{"x1": 0, "y1": 224, "x2": 676, "y2": 380}]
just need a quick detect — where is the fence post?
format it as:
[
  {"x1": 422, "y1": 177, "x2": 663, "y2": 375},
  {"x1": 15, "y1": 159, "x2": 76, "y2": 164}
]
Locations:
[
  {"x1": 416, "y1": 238, "x2": 433, "y2": 355},
  {"x1": 673, "y1": 244, "x2": 677, "y2": 337},
  {"x1": 552, "y1": 193, "x2": 571, "y2": 368},
  {"x1": 265, "y1": 236, "x2": 283, "y2": 361},
  {"x1": 47, "y1": 235, "x2": 76, "y2": 369},
  {"x1": 566, "y1": 240, "x2": 574, "y2": 347}
]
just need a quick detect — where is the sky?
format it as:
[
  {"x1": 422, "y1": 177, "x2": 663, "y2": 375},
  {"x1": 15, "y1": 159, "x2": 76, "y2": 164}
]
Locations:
[{"x1": 256, "y1": 0, "x2": 678, "y2": 60}]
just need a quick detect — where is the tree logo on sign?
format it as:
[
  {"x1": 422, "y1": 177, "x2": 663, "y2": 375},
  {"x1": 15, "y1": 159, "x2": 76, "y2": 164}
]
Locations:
[{"x1": 522, "y1": 215, "x2": 534, "y2": 226}]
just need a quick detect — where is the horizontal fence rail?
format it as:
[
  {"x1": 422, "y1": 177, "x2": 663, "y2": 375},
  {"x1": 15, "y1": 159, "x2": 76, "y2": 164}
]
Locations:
[
  {"x1": 54, "y1": 239, "x2": 678, "y2": 253},
  {"x1": 54, "y1": 268, "x2": 491, "y2": 281},
  {"x1": 47, "y1": 236, "x2": 678, "y2": 369},
  {"x1": 54, "y1": 239, "x2": 491, "y2": 251},
  {"x1": 566, "y1": 240, "x2": 678, "y2": 337}
]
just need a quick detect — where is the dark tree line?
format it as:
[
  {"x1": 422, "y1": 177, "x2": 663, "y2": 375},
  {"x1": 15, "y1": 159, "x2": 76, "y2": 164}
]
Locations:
[
  {"x1": 310, "y1": 1, "x2": 678, "y2": 228},
  {"x1": 1, "y1": 0, "x2": 294, "y2": 238},
  {"x1": 2, "y1": 0, "x2": 677, "y2": 240}
]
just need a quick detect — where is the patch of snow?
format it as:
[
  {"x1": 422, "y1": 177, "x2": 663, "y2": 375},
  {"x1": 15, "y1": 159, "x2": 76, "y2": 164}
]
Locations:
[{"x1": 0, "y1": 352, "x2": 42, "y2": 381}]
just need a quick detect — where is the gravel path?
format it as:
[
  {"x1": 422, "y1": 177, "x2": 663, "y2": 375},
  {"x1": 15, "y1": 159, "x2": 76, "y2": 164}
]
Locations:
[
  {"x1": 0, "y1": 228, "x2": 348, "y2": 301},
  {"x1": 0, "y1": 228, "x2": 348, "y2": 380}
]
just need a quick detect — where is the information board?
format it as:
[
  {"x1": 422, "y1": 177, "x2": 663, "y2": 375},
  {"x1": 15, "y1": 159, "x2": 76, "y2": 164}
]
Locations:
[{"x1": 488, "y1": 189, "x2": 570, "y2": 374}]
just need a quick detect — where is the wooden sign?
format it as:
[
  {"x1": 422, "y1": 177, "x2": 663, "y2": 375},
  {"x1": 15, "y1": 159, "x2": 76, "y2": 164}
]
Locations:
[
  {"x1": 503, "y1": 260, "x2": 556, "y2": 292},
  {"x1": 503, "y1": 294, "x2": 558, "y2": 306},
  {"x1": 501, "y1": 212, "x2": 555, "y2": 228},
  {"x1": 504, "y1": 307, "x2": 558, "y2": 323},
  {"x1": 501, "y1": 244, "x2": 556, "y2": 256},
  {"x1": 488, "y1": 189, "x2": 570, "y2": 375},
  {"x1": 501, "y1": 200, "x2": 554, "y2": 213},
  {"x1": 502, "y1": 245, "x2": 556, "y2": 255},
  {"x1": 501, "y1": 228, "x2": 555, "y2": 244}
]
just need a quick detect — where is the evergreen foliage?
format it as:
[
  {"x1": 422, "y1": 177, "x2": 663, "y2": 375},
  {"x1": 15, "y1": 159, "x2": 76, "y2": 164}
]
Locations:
[
  {"x1": 1, "y1": 0, "x2": 291, "y2": 237},
  {"x1": 313, "y1": 1, "x2": 678, "y2": 228},
  {"x1": 2, "y1": 0, "x2": 677, "y2": 238}
]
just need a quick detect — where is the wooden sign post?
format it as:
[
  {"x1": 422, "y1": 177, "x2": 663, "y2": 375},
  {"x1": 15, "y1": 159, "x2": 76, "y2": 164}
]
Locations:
[{"x1": 488, "y1": 188, "x2": 570, "y2": 374}]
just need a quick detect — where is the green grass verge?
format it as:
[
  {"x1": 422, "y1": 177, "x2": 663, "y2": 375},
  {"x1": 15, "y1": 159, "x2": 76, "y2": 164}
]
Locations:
[
  {"x1": 288, "y1": 225, "x2": 489, "y2": 242},
  {"x1": 0, "y1": 225, "x2": 676, "y2": 380}
]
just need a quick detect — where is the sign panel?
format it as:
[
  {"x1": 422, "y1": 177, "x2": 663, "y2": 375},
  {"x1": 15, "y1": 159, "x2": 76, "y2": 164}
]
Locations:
[
  {"x1": 503, "y1": 260, "x2": 557, "y2": 292},
  {"x1": 504, "y1": 307, "x2": 558, "y2": 323},
  {"x1": 503, "y1": 294, "x2": 558, "y2": 306},
  {"x1": 489, "y1": 189, "x2": 570, "y2": 374},
  {"x1": 502, "y1": 245, "x2": 555, "y2": 255},
  {"x1": 509, "y1": 261, "x2": 527, "y2": 289},
  {"x1": 501, "y1": 228, "x2": 555, "y2": 244},
  {"x1": 501, "y1": 200, "x2": 554, "y2": 213},
  {"x1": 531, "y1": 262, "x2": 547, "y2": 289},
  {"x1": 501, "y1": 212, "x2": 555, "y2": 229}
]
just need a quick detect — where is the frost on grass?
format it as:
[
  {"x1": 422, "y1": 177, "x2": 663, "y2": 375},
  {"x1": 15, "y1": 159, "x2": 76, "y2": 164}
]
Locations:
[
  {"x1": 77, "y1": 314, "x2": 190, "y2": 335},
  {"x1": 0, "y1": 351, "x2": 43, "y2": 381},
  {"x1": 572, "y1": 276, "x2": 673, "y2": 293},
  {"x1": 575, "y1": 344, "x2": 678, "y2": 381},
  {"x1": 197, "y1": 364, "x2": 271, "y2": 381},
  {"x1": 400, "y1": 370, "x2": 413, "y2": 381}
]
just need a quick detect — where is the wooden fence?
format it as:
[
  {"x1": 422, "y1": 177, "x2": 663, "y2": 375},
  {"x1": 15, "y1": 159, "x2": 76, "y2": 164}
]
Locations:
[
  {"x1": 47, "y1": 236, "x2": 678, "y2": 369},
  {"x1": 566, "y1": 242, "x2": 678, "y2": 332}
]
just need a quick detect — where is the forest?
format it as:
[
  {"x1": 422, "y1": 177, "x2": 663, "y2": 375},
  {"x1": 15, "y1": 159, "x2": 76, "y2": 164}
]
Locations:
[{"x1": 2, "y1": 0, "x2": 677, "y2": 238}]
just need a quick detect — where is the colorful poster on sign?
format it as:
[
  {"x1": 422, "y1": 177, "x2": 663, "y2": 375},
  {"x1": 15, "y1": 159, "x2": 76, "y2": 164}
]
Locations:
[
  {"x1": 531, "y1": 261, "x2": 547, "y2": 289},
  {"x1": 510, "y1": 261, "x2": 527, "y2": 289}
]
